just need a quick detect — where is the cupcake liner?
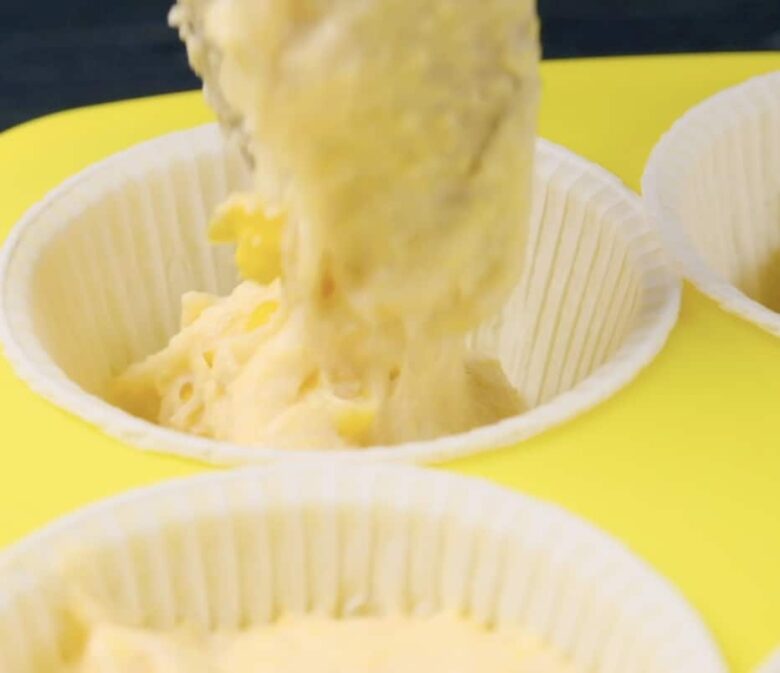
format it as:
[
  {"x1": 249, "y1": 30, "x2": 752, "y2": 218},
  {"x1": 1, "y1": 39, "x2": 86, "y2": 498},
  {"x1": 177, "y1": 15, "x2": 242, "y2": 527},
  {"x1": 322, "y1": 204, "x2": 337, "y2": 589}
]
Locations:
[
  {"x1": 0, "y1": 124, "x2": 680, "y2": 464},
  {"x1": 0, "y1": 466, "x2": 724, "y2": 673},
  {"x1": 643, "y1": 70, "x2": 780, "y2": 335},
  {"x1": 758, "y1": 649, "x2": 780, "y2": 673}
]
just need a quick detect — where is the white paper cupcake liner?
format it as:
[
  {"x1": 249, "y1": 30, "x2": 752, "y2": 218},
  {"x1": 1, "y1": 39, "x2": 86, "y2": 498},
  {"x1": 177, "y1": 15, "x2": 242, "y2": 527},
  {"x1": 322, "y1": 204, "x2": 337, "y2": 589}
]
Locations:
[
  {"x1": 0, "y1": 466, "x2": 725, "y2": 673},
  {"x1": 643, "y1": 70, "x2": 780, "y2": 334},
  {"x1": 0, "y1": 124, "x2": 680, "y2": 464},
  {"x1": 758, "y1": 649, "x2": 780, "y2": 673}
]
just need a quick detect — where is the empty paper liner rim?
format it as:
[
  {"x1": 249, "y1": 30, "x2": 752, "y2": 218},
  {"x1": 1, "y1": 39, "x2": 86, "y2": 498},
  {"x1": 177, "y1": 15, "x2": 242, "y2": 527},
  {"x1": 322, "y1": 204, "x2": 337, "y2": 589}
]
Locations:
[
  {"x1": 757, "y1": 649, "x2": 780, "y2": 673},
  {"x1": 643, "y1": 70, "x2": 780, "y2": 335}
]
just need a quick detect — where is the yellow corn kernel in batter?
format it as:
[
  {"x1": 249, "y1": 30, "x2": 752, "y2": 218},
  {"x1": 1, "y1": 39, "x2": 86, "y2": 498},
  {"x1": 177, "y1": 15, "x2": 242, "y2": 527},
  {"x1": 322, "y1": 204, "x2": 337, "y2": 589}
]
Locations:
[
  {"x1": 335, "y1": 403, "x2": 376, "y2": 445},
  {"x1": 245, "y1": 300, "x2": 279, "y2": 331},
  {"x1": 210, "y1": 194, "x2": 285, "y2": 283}
]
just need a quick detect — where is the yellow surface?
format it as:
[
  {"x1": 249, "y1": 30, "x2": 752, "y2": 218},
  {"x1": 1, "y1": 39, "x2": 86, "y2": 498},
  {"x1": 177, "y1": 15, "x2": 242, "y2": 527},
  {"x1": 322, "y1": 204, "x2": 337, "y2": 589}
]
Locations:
[{"x1": 0, "y1": 54, "x2": 779, "y2": 671}]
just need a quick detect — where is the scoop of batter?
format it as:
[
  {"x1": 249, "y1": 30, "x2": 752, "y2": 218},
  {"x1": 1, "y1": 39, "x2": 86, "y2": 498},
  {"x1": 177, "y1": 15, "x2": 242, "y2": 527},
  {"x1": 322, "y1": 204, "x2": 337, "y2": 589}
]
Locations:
[{"x1": 114, "y1": 0, "x2": 540, "y2": 449}]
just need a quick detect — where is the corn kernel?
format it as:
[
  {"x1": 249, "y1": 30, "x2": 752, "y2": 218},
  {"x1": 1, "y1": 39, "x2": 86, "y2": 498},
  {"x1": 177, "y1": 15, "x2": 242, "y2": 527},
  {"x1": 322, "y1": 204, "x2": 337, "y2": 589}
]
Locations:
[
  {"x1": 245, "y1": 301, "x2": 279, "y2": 331},
  {"x1": 209, "y1": 193, "x2": 286, "y2": 282},
  {"x1": 335, "y1": 403, "x2": 376, "y2": 445}
]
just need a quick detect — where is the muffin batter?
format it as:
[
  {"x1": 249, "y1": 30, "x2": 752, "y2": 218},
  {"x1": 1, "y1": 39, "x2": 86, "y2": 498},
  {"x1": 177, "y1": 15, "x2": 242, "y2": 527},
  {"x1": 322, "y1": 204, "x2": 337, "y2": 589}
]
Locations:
[
  {"x1": 67, "y1": 614, "x2": 573, "y2": 673},
  {"x1": 113, "y1": 0, "x2": 540, "y2": 448}
]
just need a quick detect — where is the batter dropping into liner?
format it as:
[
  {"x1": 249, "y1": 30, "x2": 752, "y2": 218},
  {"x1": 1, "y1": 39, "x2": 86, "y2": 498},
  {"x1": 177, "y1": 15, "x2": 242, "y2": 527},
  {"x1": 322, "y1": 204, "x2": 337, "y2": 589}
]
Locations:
[{"x1": 113, "y1": 0, "x2": 541, "y2": 449}]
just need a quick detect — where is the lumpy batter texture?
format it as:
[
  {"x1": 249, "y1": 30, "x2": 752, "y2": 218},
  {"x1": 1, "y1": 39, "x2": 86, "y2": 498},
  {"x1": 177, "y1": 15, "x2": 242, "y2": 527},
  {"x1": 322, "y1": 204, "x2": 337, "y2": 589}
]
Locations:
[
  {"x1": 113, "y1": 0, "x2": 540, "y2": 449},
  {"x1": 66, "y1": 614, "x2": 573, "y2": 673}
]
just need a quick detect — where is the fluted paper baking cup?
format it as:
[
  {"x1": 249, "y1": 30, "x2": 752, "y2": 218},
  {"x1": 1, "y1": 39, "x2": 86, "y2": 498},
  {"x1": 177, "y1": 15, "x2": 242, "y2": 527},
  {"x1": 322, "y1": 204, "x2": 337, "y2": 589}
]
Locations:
[
  {"x1": 0, "y1": 466, "x2": 724, "y2": 673},
  {"x1": 643, "y1": 70, "x2": 780, "y2": 334},
  {"x1": 758, "y1": 648, "x2": 780, "y2": 673},
  {"x1": 0, "y1": 124, "x2": 680, "y2": 463}
]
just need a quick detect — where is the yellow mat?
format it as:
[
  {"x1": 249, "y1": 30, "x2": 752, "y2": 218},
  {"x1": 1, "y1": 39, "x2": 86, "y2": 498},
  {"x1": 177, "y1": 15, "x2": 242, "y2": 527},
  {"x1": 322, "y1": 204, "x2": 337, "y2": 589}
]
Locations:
[{"x1": 1, "y1": 53, "x2": 779, "y2": 672}]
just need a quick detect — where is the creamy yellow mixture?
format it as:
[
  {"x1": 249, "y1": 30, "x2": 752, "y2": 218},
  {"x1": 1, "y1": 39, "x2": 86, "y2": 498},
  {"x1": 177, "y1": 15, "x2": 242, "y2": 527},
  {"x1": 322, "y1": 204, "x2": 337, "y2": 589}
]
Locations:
[
  {"x1": 67, "y1": 614, "x2": 572, "y2": 673},
  {"x1": 113, "y1": 0, "x2": 540, "y2": 449}
]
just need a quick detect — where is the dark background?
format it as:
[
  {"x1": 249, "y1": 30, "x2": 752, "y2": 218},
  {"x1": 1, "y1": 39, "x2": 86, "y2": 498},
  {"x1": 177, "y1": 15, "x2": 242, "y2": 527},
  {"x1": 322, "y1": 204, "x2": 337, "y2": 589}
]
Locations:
[{"x1": 1, "y1": 0, "x2": 779, "y2": 131}]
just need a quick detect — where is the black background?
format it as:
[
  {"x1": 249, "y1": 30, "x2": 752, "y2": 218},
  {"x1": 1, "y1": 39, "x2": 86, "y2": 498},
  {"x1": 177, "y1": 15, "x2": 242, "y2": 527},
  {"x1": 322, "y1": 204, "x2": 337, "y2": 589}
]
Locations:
[{"x1": 1, "y1": 0, "x2": 779, "y2": 131}]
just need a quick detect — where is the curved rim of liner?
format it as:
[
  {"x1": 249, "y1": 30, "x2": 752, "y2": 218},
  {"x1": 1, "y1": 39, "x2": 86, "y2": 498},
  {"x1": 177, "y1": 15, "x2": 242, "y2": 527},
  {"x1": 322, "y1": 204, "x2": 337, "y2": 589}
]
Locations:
[
  {"x1": 0, "y1": 465, "x2": 726, "y2": 673},
  {"x1": 642, "y1": 70, "x2": 780, "y2": 336},
  {"x1": 757, "y1": 649, "x2": 780, "y2": 673},
  {"x1": 0, "y1": 124, "x2": 681, "y2": 465}
]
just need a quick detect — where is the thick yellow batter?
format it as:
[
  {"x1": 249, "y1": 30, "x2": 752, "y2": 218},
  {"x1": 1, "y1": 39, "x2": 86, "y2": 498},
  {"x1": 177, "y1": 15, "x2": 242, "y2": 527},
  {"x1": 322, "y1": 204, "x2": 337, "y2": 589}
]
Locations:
[
  {"x1": 113, "y1": 0, "x2": 540, "y2": 448},
  {"x1": 67, "y1": 614, "x2": 573, "y2": 673}
]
